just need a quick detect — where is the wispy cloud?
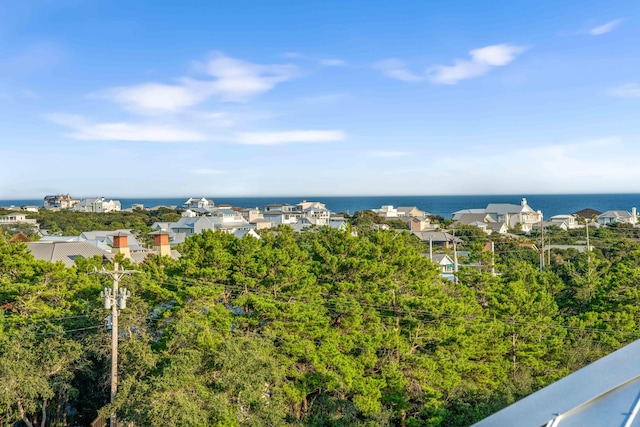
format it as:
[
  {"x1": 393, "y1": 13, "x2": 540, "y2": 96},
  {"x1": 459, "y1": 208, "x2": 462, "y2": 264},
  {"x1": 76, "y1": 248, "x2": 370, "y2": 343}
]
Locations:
[
  {"x1": 368, "y1": 150, "x2": 409, "y2": 158},
  {"x1": 48, "y1": 114, "x2": 206, "y2": 142},
  {"x1": 589, "y1": 19, "x2": 623, "y2": 35},
  {"x1": 102, "y1": 52, "x2": 298, "y2": 114},
  {"x1": 375, "y1": 44, "x2": 527, "y2": 85},
  {"x1": 428, "y1": 44, "x2": 527, "y2": 84},
  {"x1": 374, "y1": 59, "x2": 425, "y2": 82},
  {"x1": 236, "y1": 130, "x2": 345, "y2": 145},
  {"x1": 609, "y1": 83, "x2": 640, "y2": 97},
  {"x1": 320, "y1": 58, "x2": 347, "y2": 67}
]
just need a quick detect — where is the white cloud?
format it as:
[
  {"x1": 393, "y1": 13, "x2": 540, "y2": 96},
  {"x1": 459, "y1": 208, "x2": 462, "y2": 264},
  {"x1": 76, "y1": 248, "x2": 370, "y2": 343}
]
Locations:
[
  {"x1": 48, "y1": 114, "x2": 206, "y2": 142},
  {"x1": 609, "y1": 83, "x2": 640, "y2": 97},
  {"x1": 103, "y1": 52, "x2": 298, "y2": 114},
  {"x1": 236, "y1": 130, "x2": 345, "y2": 145},
  {"x1": 590, "y1": 19, "x2": 623, "y2": 35},
  {"x1": 375, "y1": 44, "x2": 526, "y2": 85},
  {"x1": 107, "y1": 82, "x2": 206, "y2": 113},
  {"x1": 368, "y1": 150, "x2": 409, "y2": 157},
  {"x1": 320, "y1": 58, "x2": 347, "y2": 67},
  {"x1": 191, "y1": 168, "x2": 225, "y2": 175},
  {"x1": 429, "y1": 44, "x2": 527, "y2": 84},
  {"x1": 374, "y1": 58, "x2": 425, "y2": 82}
]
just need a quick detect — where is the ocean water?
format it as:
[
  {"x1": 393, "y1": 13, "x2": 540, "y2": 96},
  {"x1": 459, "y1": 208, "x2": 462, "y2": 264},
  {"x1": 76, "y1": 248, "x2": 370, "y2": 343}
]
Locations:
[{"x1": 2, "y1": 194, "x2": 640, "y2": 218}]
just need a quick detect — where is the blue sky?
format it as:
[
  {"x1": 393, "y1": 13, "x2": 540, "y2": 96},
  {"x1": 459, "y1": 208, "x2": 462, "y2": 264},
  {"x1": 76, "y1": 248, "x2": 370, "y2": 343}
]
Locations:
[{"x1": 1, "y1": 0, "x2": 639, "y2": 199}]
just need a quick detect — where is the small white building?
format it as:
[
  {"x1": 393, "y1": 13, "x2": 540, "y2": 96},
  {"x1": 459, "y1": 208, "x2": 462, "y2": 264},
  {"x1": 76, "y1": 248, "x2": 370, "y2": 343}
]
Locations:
[
  {"x1": 0, "y1": 212, "x2": 38, "y2": 226},
  {"x1": 183, "y1": 197, "x2": 215, "y2": 209}
]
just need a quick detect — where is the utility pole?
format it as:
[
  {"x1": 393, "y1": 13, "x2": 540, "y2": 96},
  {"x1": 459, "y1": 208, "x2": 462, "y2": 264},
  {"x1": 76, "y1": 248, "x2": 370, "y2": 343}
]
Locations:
[
  {"x1": 491, "y1": 241, "x2": 495, "y2": 276},
  {"x1": 585, "y1": 219, "x2": 592, "y2": 283},
  {"x1": 539, "y1": 220, "x2": 545, "y2": 272},
  {"x1": 97, "y1": 262, "x2": 136, "y2": 427},
  {"x1": 453, "y1": 238, "x2": 459, "y2": 284},
  {"x1": 429, "y1": 236, "x2": 433, "y2": 261}
]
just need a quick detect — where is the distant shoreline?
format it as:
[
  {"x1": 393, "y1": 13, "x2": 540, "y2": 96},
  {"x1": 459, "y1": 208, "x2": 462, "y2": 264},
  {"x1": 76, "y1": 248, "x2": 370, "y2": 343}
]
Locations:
[{"x1": 3, "y1": 194, "x2": 640, "y2": 219}]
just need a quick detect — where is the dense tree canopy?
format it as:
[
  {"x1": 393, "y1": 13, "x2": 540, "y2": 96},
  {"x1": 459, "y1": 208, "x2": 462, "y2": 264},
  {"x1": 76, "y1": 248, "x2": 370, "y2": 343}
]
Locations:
[{"x1": 1, "y1": 222, "x2": 640, "y2": 426}]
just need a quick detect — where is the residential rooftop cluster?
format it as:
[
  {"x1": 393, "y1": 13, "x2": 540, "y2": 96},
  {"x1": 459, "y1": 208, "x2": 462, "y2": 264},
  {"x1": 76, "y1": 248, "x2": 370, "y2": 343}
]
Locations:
[{"x1": 1, "y1": 195, "x2": 638, "y2": 275}]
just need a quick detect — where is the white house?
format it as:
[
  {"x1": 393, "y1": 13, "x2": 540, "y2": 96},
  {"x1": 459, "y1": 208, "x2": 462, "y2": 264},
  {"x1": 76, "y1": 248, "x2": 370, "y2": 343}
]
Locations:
[
  {"x1": 549, "y1": 214, "x2": 581, "y2": 229},
  {"x1": 43, "y1": 194, "x2": 79, "y2": 209},
  {"x1": 183, "y1": 197, "x2": 215, "y2": 209},
  {"x1": 431, "y1": 254, "x2": 455, "y2": 281},
  {"x1": 208, "y1": 208, "x2": 252, "y2": 230},
  {"x1": 453, "y1": 198, "x2": 543, "y2": 233},
  {"x1": 74, "y1": 197, "x2": 121, "y2": 213},
  {"x1": 598, "y1": 208, "x2": 637, "y2": 226},
  {"x1": 373, "y1": 205, "x2": 399, "y2": 218},
  {"x1": 0, "y1": 212, "x2": 38, "y2": 226}
]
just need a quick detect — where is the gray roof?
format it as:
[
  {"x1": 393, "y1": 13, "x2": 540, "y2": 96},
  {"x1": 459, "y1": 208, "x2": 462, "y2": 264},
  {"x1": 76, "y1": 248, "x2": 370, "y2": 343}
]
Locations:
[
  {"x1": 456, "y1": 213, "x2": 496, "y2": 224},
  {"x1": 27, "y1": 242, "x2": 109, "y2": 267},
  {"x1": 485, "y1": 203, "x2": 533, "y2": 215},
  {"x1": 473, "y1": 339, "x2": 640, "y2": 427},
  {"x1": 486, "y1": 222, "x2": 508, "y2": 232},
  {"x1": 599, "y1": 210, "x2": 632, "y2": 218},
  {"x1": 431, "y1": 254, "x2": 453, "y2": 264},
  {"x1": 453, "y1": 208, "x2": 487, "y2": 215},
  {"x1": 411, "y1": 231, "x2": 462, "y2": 243},
  {"x1": 80, "y1": 229, "x2": 133, "y2": 240}
]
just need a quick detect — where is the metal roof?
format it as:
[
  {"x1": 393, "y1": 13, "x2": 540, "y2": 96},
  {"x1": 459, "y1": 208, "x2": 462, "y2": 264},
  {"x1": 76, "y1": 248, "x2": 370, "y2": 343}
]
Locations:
[
  {"x1": 27, "y1": 242, "x2": 109, "y2": 267},
  {"x1": 472, "y1": 339, "x2": 640, "y2": 427}
]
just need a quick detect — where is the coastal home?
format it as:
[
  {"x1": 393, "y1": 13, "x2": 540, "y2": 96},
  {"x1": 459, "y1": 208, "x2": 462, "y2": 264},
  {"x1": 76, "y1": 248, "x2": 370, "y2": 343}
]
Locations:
[
  {"x1": 250, "y1": 218, "x2": 274, "y2": 230},
  {"x1": 6, "y1": 205, "x2": 39, "y2": 213},
  {"x1": 453, "y1": 198, "x2": 543, "y2": 233},
  {"x1": 300, "y1": 205, "x2": 331, "y2": 226},
  {"x1": 80, "y1": 229, "x2": 146, "y2": 251},
  {"x1": 183, "y1": 197, "x2": 215, "y2": 210},
  {"x1": 263, "y1": 210, "x2": 299, "y2": 225},
  {"x1": 408, "y1": 217, "x2": 438, "y2": 232},
  {"x1": 74, "y1": 197, "x2": 121, "y2": 213},
  {"x1": 373, "y1": 205, "x2": 399, "y2": 218},
  {"x1": 241, "y1": 207, "x2": 263, "y2": 223},
  {"x1": 431, "y1": 254, "x2": 455, "y2": 281},
  {"x1": 329, "y1": 216, "x2": 349, "y2": 231},
  {"x1": 397, "y1": 206, "x2": 428, "y2": 219},
  {"x1": 0, "y1": 212, "x2": 38, "y2": 226},
  {"x1": 486, "y1": 222, "x2": 509, "y2": 234},
  {"x1": 411, "y1": 231, "x2": 462, "y2": 249},
  {"x1": 548, "y1": 214, "x2": 581, "y2": 229},
  {"x1": 598, "y1": 208, "x2": 637, "y2": 226},
  {"x1": 455, "y1": 213, "x2": 504, "y2": 235},
  {"x1": 208, "y1": 208, "x2": 253, "y2": 231},
  {"x1": 165, "y1": 216, "x2": 217, "y2": 236},
  {"x1": 26, "y1": 241, "x2": 110, "y2": 267},
  {"x1": 572, "y1": 208, "x2": 602, "y2": 222},
  {"x1": 43, "y1": 194, "x2": 79, "y2": 209}
]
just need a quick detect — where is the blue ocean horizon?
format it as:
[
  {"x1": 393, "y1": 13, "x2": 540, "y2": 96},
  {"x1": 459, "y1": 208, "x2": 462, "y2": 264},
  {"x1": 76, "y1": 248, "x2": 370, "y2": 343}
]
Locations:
[{"x1": 2, "y1": 194, "x2": 640, "y2": 219}]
